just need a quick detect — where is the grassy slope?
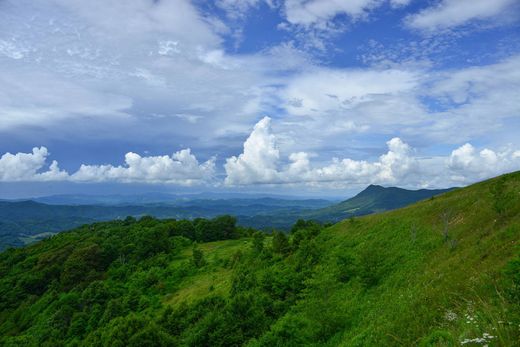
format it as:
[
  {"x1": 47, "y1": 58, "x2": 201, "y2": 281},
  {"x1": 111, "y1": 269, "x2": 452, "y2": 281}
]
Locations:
[
  {"x1": 263, "y1": 171, "x2": 519, "y2": 346},
  {"x1": 164, "y1": 239, "x2": 252, "y2": 306},
  {"x1": 154, "y1": 171, "x2": 519, "y2": 345}
]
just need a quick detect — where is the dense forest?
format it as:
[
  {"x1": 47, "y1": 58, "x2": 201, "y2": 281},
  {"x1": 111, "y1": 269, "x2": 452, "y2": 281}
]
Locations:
[{"x1": 0, "y1": 172, "x2": 519, "y2": 346}]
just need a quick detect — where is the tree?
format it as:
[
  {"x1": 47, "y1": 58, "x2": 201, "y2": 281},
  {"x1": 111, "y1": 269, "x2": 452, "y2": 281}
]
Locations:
[
  {"x1": 169, "y1": 220, "x2": 195, "y2": 239},
  {"x1": 271, "y1": 231, "x2": 290, "y2": 255},
  {"x1": 134, "y1": 226, "x2": 171, "y2": 260},
  {"x1": 61, "y1": 243, "x2": 104, "y2": 288},
  {"x1": 213, "y1": 215, "x2": 238, "y2": 240}
]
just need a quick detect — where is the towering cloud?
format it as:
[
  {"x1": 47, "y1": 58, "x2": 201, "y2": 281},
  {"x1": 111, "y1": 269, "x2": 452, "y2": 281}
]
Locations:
[{"x1": 224, "y1": 117, "x2": 520, "y2": 188}]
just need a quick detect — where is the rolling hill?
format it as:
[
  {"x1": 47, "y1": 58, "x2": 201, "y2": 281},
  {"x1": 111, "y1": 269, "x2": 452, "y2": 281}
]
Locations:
[{"x1": 0, "y1": 171, "x2": 518, "y2": 346}]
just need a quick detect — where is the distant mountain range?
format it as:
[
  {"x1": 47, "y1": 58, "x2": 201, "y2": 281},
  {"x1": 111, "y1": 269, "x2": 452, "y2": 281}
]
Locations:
[
  {"x1": 0, "y1": 197, "x2": 333, "y2": 250},
  {"x1": 30, "y1": 192, "x2": 330, "y2": 205},
  {"x1": 0, "y1": 185, "x2": 454, "y2": 250}
]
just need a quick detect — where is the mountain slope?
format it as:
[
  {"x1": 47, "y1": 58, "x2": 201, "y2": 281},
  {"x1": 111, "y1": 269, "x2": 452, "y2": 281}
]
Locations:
[
  {"x1": 0, "y1": 171, "x2": 519, "y2": 346},
  {"x1": 304, "y1": 184, "x2": 454, "y2": 222}
]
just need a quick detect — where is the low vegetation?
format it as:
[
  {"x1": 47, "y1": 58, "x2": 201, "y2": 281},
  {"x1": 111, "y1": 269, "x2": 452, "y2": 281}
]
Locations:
[{"x1": 0, "y1": 172, "x2": 519, "y2": 346}]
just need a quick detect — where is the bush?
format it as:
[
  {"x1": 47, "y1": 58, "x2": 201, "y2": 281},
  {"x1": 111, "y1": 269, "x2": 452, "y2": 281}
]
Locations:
[{"x1": 192, "y1": 245, "x2": 206, "y2": 268}]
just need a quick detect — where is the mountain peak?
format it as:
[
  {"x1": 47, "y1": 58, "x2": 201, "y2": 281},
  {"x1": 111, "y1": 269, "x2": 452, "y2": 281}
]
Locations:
[{"x1": 360, "y1": 184, "x2": 386, "y2": 194}]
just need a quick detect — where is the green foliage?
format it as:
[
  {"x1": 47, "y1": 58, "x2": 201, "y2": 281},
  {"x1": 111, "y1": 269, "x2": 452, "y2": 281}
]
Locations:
[
  {"x1": 191, "y1": 245, "x2": 206, "y2": 268},
  {"x1": 271, "y1": 231, "x2": 290, "y2": 255},
  {"x1": 503, "y1": 252, "x2": 520, "y2": 305},
  {"x1": 418, "y1": 330, "x2": 456, "y2": 346},
  {"x1": 252, "y1": 231, "x2": 265, "y2": 253},
  {"x1": 1, "y1": 172, "x2": 519, "y2": 346},
  {"x1": 61, "y1": 243, "x2": 104, "y2": 288}
]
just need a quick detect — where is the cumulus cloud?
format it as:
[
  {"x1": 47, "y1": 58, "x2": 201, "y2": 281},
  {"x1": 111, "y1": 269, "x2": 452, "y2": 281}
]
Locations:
[
  {"x1": 405, "y1": 0, "x2": 518, "y2": 31},
  {"x1": 0, "y1": 148, "x2": 215, "y2": 185},
  {"x1": 0, "y1": 147, "x2": 68, "y2": 182},
  {"x1": 72, "y1": 149, "x2": 215, "y2": 185},
  {"x1": 224, "y1": 117, "x2": 520, "y2": 188},
  {"x1": 447, "y1": 143, "x2": 520, "y2": 183},
  {"x1": 224, "y1": 117, "x2": 281, "y2": 185},
  {"x1": 2, "y1": 121, "x2": 520, "y2": 189}
]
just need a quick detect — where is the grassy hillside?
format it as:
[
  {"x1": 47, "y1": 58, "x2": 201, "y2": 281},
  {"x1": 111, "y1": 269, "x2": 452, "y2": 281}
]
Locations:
[{"x1": 0, "y1": 172, "x2": 519, "y2": 346}]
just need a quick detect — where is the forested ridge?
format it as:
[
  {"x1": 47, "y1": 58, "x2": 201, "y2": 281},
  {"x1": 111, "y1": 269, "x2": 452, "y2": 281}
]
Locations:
[{"x1": 1, "y1": 172, "x2": 519, "y2": 346}]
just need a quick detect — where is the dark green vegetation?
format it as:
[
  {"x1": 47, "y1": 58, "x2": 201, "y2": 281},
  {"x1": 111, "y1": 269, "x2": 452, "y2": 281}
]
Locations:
[
  {"x1": 0, "y1": 198, "x2": 332, "y2": 250},
  {"x1": 0, "y1": 185, "x2": 450, "y2": 250},
  {"x1": 1, "y1": 172, "x2": 518, "y2": 346}
]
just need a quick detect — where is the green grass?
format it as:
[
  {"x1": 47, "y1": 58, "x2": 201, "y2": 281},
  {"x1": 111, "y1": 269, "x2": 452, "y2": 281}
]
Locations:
[
  {"x1": 265, "y1": 171, "x2": 520, "y2": 346},
  {"x1": 165, "y1": 239, "x2": 253, "y2": 306}
]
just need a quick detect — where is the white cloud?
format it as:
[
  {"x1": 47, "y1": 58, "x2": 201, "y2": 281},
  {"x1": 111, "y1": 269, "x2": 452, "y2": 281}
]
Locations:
[
  {"x1": 0, "y1": 0, "x2": 291, "y2": 144},
  {"x1": 274, "y1": 54, "x2": 520, "y2": 149},
  {"x1": 447, "y1": 143, "x2": 520, "y2": 182},
  {"x1": 405, "y1": 0, "x2": 517, "y2": 31},
  {"x1": 71, "y1": 149, "x2": 215, "y2": 185},
  {"x1": 0, "y1": 147, "x2": 68, "y2": 182},
  {"x1": 44, "y1": 0, "x2": 221, "y2": 48},
  {"x1": 0, "y1": 39, "x2": 31, "y2": 60},
  {"x1": 282, "y1": 67, "x2": 419, "y2": 117},
  {"x1": 224, "y1": 117, "x2": 520, "y2": 188},
  {"x1": 422, "y1": 55, "x2": 520, "y2": 142},
  {"x1": 216, "y1": 0, "x2": 265, "y2": 19},
  {"x1": 0, "y1": 148, "x2": 215, "y2": 185},
  {"x1": 2, "y1": 120, "x2": 520, "y2": 189},
  {"x1": 224, "y1": 117, "x2": 281, "y2": 185},
  {"x1": 158, "y1": 40, "x2": 180, "y2": 56},
  {"x1": 0, "y1": 68, "x2": 133, "y2": 131},
  {"x1": 283, "y1": 0, "x2": 381, "y2": 27}
]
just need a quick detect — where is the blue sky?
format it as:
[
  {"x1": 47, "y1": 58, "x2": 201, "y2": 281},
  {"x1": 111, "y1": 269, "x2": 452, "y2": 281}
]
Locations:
[{"x1": 1, "y1": 0, "x2": 520, "y2": 198}]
